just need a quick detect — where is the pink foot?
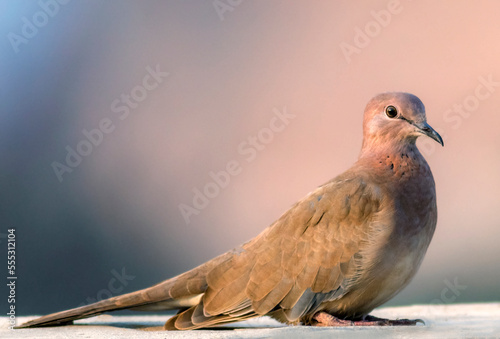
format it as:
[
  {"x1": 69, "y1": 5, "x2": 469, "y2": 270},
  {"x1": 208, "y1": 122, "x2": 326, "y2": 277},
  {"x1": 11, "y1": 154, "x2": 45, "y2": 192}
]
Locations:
[{"x1": 312, "y1": 312, "x2": 424, "y2": 327}]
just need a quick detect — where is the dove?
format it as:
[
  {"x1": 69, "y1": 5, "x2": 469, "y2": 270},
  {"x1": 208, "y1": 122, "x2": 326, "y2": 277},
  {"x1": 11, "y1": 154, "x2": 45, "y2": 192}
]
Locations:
[{"x1": 18, "y1": 92, "x2": 443, "y2": 330}]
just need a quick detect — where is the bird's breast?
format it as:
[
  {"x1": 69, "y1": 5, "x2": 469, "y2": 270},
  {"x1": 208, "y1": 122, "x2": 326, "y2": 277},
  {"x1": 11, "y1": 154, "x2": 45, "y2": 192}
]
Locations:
[{"x1": 323, "y1": 151, "x2": 438, "y2": 318}]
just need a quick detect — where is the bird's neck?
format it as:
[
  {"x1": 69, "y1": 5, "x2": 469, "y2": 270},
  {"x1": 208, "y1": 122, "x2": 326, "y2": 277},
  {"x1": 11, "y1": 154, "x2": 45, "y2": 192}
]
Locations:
[
  {"x1": 360, "y1": 138, "x2": 419, "y2": 158},
  {"x1": 357, "y1": 140, "x2": 429, "y2": 180}
]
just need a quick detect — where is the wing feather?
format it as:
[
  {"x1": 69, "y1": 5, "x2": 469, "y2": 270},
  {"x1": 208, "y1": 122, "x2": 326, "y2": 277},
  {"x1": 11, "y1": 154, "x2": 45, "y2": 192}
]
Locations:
[{"x1": 168, "y1": 175, "x2": 382, "y2": 329}]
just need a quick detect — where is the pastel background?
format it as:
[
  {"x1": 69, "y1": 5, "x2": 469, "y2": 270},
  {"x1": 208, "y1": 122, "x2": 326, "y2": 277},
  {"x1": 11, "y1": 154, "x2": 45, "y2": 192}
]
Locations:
[{"x1": 1, "y1": 0, "x2": 499, "y2": 316}]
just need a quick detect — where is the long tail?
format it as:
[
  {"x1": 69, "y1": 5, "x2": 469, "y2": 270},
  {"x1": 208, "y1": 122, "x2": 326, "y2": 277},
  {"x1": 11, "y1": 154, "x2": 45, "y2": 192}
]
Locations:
[
  {"x1": 16, "y1": 286, "x2": 171, "y2": 328},
  {"x1": 16, "y1": 255, "x2": 227, "y2": 329}
]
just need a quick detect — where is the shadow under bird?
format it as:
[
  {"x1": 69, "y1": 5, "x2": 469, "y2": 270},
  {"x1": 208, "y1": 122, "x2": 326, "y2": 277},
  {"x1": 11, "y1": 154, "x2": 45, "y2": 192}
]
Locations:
[{"x1": 18, "y1": 92, "x2": 444, "y2": 330}]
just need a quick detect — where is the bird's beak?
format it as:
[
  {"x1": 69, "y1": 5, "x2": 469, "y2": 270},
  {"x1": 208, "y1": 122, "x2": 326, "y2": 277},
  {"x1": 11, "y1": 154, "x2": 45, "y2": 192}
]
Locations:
[{"x1": 415, "y1": 121, "x2": 444, "y2": 147}]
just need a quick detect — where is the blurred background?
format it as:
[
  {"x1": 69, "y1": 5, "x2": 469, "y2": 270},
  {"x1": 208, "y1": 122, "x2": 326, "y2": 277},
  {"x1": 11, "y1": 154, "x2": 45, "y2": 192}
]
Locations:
[{"x1": 1, "y1": 0, "x2": 499, "y2": 317}]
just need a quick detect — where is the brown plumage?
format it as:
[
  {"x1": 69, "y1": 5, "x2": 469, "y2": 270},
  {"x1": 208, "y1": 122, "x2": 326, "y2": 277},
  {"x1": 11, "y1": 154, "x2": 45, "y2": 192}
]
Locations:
[{"x1": 18, "y1": 92, "x2": 443, "y2": 330}]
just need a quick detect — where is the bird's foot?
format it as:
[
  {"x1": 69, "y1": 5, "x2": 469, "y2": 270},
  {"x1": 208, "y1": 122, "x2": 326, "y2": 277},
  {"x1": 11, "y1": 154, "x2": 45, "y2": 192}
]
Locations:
[{"x1": 311, "y1": 312, "x2": 424, "y2": 327}]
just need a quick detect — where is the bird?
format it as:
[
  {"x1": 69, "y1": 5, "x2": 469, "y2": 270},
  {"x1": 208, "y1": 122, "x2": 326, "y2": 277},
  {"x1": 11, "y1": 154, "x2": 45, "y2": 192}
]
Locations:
[{"x1": 18, "y1": 92, "x2": 443, "y2": 330}]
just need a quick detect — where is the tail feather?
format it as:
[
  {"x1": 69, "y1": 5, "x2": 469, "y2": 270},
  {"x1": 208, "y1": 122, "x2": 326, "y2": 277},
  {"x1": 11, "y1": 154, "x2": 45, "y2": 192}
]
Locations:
[
  {"x1": 16, "y1": 253, "x2": 233, "y2": 329},
  {"x1": 16, "y1": 282, "x2": 176, "y2": 328}
]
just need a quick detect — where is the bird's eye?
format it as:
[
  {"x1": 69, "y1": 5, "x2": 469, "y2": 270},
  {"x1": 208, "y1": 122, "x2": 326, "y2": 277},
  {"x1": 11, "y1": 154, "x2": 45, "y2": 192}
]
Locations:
[{"x1": 385, "y1": 105, "x2": 398, "y2": 118}]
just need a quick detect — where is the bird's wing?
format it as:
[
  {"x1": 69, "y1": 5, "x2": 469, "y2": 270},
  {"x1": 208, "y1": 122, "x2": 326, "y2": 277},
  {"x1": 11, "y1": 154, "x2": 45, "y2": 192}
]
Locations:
[{"x1": 167, "y1": 174, "x2": 384, "y2": 329}]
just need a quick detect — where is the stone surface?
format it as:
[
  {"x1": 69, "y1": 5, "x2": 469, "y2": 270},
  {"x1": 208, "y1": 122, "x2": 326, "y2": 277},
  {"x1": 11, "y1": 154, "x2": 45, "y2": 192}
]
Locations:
[{"x1": 2, "y1": 303, "x2": 500, "y2": 338}]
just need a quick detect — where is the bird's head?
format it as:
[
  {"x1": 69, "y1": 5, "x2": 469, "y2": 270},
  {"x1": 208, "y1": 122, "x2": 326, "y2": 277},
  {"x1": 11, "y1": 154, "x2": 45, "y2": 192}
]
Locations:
[{"x1": 361, "y1": 92, "x2": 443, "y2": 152}]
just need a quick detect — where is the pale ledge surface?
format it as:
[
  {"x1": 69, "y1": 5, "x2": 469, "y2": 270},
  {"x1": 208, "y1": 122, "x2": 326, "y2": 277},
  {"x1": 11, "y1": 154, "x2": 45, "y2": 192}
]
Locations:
[{"x1": 2, "y1": 303, "x2": 499, "y2": 338}]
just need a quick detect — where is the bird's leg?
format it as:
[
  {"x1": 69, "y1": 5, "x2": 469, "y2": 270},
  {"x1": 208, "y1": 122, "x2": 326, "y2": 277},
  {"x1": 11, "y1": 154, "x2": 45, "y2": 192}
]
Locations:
[
  {"x1": 311, "y1": 312, "x2": 424, "y2": 327},
  {"x1": 311, "y1": 312, "x2": 354, "y2": 326},
  {"x1": 359, "y1": 315, "x2": 425, "y2": 326}
]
